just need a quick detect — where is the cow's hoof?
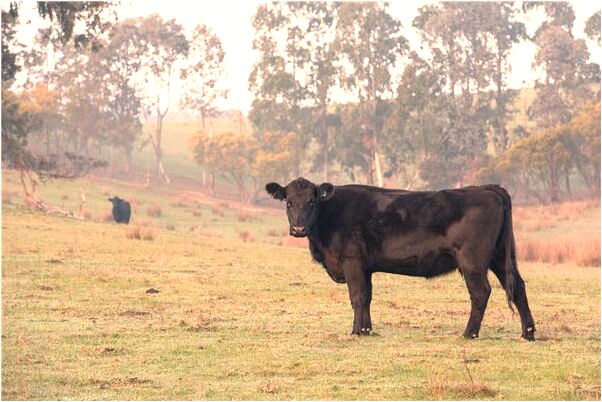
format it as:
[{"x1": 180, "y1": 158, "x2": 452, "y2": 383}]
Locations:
[
  {"x1": 351, "y1": 328, "x2": 372, "y2": 336},
  {"x1": 522, "y1": 326, "x2": 536, "y2": 341},
  {"x1": 463, "y1": 333, "x2": 479, "y2": 340}
]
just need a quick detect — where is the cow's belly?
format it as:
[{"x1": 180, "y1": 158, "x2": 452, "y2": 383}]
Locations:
[
  {"x1": 373, "y1": 232, "x2": 457, "y2": 278},
  {"x1": 372, "y1": 251, "x2": 457, "y2": 278}
]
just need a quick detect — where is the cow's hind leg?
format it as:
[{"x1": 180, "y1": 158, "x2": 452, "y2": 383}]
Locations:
[
  {"x1": 491, "y1": 258, "x2": 536, "y2": 340},
  {"x1": 461, "y1": 270, "x2": 491, "y2": 339}
]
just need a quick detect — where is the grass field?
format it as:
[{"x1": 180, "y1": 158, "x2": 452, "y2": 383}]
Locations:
[{"x1": 1, "y1": 171, "x2": 600, "y2": 400}]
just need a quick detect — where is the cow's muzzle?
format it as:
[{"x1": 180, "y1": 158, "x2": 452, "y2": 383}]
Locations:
[{"x1": 290, "y1": 225, "x2": 307, "y2": 237}]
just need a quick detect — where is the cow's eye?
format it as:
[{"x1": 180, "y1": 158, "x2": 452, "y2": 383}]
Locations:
[
  {"x1": 308, "y1": 201, "x2": 315, "y2": 207},
  {"x1": 286, "y1": 201, "x2": 292, "y2": 208}
]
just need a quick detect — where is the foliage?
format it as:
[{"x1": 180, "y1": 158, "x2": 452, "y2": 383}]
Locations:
[
  {"x1": 529, "y1": 4, "x2": 593, "y2": 129},
  {"x1": 180, "y1": 24, "x2": 227, "y2": 129},
  {"x1": 585, "y1": 11, "x2": 601, "y2": 43},
  {"x1": 190, "y1": 131, "x2": 257, "y2": 201},
  {"x1": 334, "y1": 2, "x2": 407, "y2": 185},
  {"x1": 138, "y1": 14, "x2": 189, "y2": 184},
  {"x1": 474, "y1": 101, "x2": 601, "y2": 202}
]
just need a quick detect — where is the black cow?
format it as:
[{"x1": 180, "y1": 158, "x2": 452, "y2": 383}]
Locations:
[
  {"x1": 108, "y1": 196, "x2": 131, "y2": 224},
  {"x1": 266, "y1": 177, "x2": 536, "y2": 340}
]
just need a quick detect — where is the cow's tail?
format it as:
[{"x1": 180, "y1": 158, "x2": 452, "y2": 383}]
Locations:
[{"x1": 486, "y1": 185, "x2": 516, "y2": 313}]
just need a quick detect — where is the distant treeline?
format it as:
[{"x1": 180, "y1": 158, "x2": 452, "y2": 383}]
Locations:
[{"x1": 2, "y1": 2, "x2": 600, "y2": 205}]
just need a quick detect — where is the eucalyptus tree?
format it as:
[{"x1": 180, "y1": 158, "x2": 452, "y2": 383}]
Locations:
[
  {"x1": 180, "y1": 23, "x2": 227, "y2": 189},
  {"x1": 413, "y1": 2, "x2": 495, "y2": 186},
  {"x1": 525, "y1": 3, "x2": 592, "y2": 129},
  {"x1": 334, "y1": 2, "x2": 408, "y2": 186},
  {"x1": 180, "y1": 24, "x2": 227, "y2": 130},
  {"x1": 248, "y1": 2, "x2": 330, "y2": 179},
  {"x1": 138, "y1": 14, "x2": 189, "y2": 184}
]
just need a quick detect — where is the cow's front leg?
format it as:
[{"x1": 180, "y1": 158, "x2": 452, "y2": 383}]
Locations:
[{"x1": 343, "y1": 259, "x2": 372, "y2": 335}]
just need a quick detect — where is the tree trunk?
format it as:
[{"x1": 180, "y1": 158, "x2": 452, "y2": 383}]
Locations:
[
  {"x1": 549, "y1": 164, "x2": 559, "y2": 203},
  {"x1": 320, "y1": 106, "x2": 329, "y2": 182},
  {"x1": 148, "y1": 116, "x2": 170, "y2": 185},
  {"x1": 564, "y1": 165, "x2": 571, "y2": 197}
]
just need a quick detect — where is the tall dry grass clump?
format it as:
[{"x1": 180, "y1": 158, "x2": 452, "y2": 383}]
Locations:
[
  {"x1": 124, "y1": 226, "x2": 155, "y2": 241},
  {"x1": 236, "y1": 211, "x2": 255, "y2": 222},
  {"x1": 516, "y1": 236, "x2": 600, "y2": 267},
  {"x1": 97, "y1": 211, "x2": 114, "y2": 222},
  {"x1": 211, "y1": 206, "x2": 224, "y2": 217},
  {"x1": 146, "y1": 204, "x2": 162, "y2": 217},
  {"x1": 238, "y1": 230, "x2": 255, "y2": 243}
]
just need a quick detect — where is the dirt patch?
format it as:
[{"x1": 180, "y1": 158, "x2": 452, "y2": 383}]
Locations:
[
  {"x1": 89, "y1": 376, "x2": 150, "y2": 389},
  {"x1": 119, "y1": 310, "x2": 149, "y2": 317}
]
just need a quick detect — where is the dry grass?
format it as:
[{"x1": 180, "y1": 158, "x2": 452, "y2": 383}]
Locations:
[
  {"x1": 129, "y1": 197, "x2": 142, "y2": 207},
  {"x1": 516, "y1": 236, "x2": 600, "y2": 267},
  {"x1": 146, "y1": 204, "x2": 162, "y2": 217},
  {"x1": 165, "y1": 224, "x2": 176, "y2": 231},
  {"x1": 513, "y1": 199, "x2": 600, "y2": 266},
  {"x1": 2, "y1": 190, "x2": 19, "y2": 205},
  {"x1": 135, "y1": 219, "x2": 155, "y2": 228},
  {"x1": 211, "y1": 206, "x2": 224, "y2": 217},
  {"x1": 1, "y1": 171, "x2": 599, "y2": 400},
  {"x1": 170, "y1": 200, "x2": 188, "y2": 208},
  {"x1": 191, "y1": 210, "x2": 202, "y2": 217},
  {"x1": 266, "y1": 228, "x2": 282, "y2": 237},
  {"x1": 283, "y1": 236, "x2": 308, "y2": 248},
  {"x1": 97, "y1": 211, "x2": 114, "y2": 222},
  {"x1": 428, "y1": 373, "x2": 497, "y2": 399},
  {"x1": 236, "y1": 211, "x2": 256, "y2": 222},
  {"x1": 124, "y1": 226, "x2": 155, "y2": 241},
  {"x1": 237, "y1": 230, "x2": 255, "y2": 243}
]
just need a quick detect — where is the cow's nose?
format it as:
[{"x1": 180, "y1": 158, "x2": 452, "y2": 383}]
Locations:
[{"x1": 291, "y1": 225, "x2": 306, "y2": 234}]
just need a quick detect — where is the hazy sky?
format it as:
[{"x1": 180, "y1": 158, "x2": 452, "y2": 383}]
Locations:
[{"x1": 8, "y1": 0, "x2": 602, "y2": 114}]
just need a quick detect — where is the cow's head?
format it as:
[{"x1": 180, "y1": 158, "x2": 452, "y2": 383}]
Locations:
[
  {"x1": 265, "y1": 177, "x2": 335, "y2": 238},
  {"x1": 108, "y1": 197, "x2": 121, "y2": 205}
]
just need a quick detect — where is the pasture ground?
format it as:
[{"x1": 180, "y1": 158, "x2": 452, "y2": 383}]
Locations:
[{"x1": 1, "y1": 171, "x2": 600, "y2": 400}]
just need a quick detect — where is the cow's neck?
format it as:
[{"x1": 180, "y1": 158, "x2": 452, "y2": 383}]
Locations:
[{"x1": 308, "y1": 195, "x2": 342, "y2": 254}]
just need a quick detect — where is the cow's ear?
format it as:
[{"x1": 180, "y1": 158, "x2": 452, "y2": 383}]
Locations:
[
  {"x1": 318, "y1": 182, "x2": 335, "y2": 201},
  {"x1": 265, "y1": 182, "x2": 286, "y2": 200}
]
